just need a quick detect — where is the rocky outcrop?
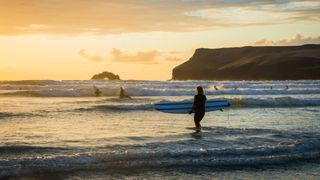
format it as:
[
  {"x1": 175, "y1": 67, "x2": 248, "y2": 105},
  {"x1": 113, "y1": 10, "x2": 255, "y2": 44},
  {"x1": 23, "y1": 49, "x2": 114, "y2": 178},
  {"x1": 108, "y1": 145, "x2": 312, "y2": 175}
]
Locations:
[
  {"x1": 91, "y1": 71, "x2": 120, "y2": 80},
  {"x1": 172, "y1": 44, "x2": 320, "y2": 80}
]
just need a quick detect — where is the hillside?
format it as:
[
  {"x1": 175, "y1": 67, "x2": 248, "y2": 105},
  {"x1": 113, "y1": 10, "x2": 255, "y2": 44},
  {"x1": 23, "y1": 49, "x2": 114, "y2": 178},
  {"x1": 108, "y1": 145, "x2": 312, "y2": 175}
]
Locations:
[{"x1": 172, "y1": 44, "x2": 320, "y2": 80}]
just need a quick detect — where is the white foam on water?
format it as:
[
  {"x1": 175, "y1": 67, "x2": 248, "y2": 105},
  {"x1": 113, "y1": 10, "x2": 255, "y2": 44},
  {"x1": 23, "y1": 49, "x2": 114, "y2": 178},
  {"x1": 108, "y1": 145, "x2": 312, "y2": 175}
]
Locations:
[
  {"x1": 1, "y1": 138, "x2": 320, "y2": 178},
  {"x1": 0, "y1": 80, "x2": 319, "y2": 97}
]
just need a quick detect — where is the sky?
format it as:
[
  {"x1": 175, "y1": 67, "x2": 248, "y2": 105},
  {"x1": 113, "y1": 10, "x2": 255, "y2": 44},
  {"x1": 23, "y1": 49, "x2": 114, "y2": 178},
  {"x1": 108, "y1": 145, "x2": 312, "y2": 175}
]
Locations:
[{"x1": 0, "y1": 0, "x2": 320, "y2": 80}]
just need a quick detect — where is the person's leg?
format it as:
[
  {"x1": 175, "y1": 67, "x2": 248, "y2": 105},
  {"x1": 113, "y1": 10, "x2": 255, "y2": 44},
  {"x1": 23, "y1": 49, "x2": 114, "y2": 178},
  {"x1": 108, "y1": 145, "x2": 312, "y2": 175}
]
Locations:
[
  {"x1": 194, "y1": 112, "x2": 205, "y2": 129},
  {"x1": 194, "y1": 114, "x2": 199, "y2": 129},
  {"x1": 194, "y1": 113, "x2": 203, "y2": 129},
  {"x1": 199, "y1": 112, "x2": 205, "y2": 127}
]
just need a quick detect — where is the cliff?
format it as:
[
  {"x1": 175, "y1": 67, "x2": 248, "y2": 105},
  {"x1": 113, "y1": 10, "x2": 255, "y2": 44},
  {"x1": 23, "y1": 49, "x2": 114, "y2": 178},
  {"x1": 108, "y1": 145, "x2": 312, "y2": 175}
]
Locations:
[
  {"x1": 91, "y1": 71, "x2": 120, "y2": 80},
  {"x1": 172, "y1": 44, "x2": 320, "y2": 80}
]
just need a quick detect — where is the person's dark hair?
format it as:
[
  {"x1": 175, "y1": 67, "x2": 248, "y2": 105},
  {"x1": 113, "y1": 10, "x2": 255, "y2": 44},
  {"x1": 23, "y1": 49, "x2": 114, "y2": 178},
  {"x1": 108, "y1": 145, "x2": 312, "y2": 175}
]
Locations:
[{"x1": 197, "y1": 86, "x2": 204, "y2": 95}]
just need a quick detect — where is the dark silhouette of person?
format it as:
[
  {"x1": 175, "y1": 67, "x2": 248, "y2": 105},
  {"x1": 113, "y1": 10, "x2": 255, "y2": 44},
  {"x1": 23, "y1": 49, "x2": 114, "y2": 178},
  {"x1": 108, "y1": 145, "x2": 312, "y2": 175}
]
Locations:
[
  {"x1": 214, "y1": 85, "x2": 218, "y2": 91},
  {"x1": 119, "y1": 87, "x2": 131, "y2": 99},
  {"x1": 93, "y1": 86, "x2": 102, "y2": 97},
  {"x1": 189, "y1": 86, "x2": 207, "y2": 129}
]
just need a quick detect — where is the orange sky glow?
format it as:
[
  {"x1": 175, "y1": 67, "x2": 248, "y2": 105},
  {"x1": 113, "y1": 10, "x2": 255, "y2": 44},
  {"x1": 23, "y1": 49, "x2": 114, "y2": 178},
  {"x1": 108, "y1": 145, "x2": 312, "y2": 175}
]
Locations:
[{"x1": 0, "y1": 0, "x2": 320, "y2": 80}]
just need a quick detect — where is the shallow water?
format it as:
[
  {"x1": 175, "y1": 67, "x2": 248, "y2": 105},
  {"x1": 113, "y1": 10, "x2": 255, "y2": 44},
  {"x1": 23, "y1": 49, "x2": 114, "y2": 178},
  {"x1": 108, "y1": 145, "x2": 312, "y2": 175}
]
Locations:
[{"x1": 0, "y1": 80, "x2": 320, "y2": 179}]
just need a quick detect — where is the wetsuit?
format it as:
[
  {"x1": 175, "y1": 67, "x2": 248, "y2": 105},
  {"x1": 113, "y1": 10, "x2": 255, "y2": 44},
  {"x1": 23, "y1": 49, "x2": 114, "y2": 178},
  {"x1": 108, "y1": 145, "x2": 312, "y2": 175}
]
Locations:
[
  {"x1": 120, "y1": 88, "x2": 131, "y2": 99},
  {"x1": 192, "y1": 94, "x2": 207, "y2": 128}
]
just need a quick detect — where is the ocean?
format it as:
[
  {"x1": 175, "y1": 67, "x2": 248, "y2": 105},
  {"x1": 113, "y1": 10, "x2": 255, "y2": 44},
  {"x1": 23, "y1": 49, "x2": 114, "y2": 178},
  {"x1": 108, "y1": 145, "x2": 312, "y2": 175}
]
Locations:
[{"x1": 0, "y1": 80, "x2": 319, "y2": 179}]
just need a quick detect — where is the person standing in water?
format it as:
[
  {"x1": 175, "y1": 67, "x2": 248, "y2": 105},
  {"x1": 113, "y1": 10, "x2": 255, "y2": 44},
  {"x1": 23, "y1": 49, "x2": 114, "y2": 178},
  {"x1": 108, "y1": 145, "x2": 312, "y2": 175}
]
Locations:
[
  {"x1": 93, "y1": 86, "x2": 102, "y2": 97},
  {"x1": 189, "y1": 86, "x2": 207, "y2": 129},
  {"x1": 119, "y1": 87, "x2": 131, "y2": 99}
]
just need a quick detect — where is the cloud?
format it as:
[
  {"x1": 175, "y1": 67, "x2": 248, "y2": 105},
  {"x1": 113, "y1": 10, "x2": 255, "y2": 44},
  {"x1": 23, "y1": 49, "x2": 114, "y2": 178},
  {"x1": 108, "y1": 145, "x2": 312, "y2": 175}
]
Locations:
[
  {"x1": 79, "y1": 49, "x2": 104, "y2": 62},
  {"x1": 163, "y1": 51, "x2": 186, "y2": 62},
  {"x1": 185, "y1": 1, "x2": 320, "y2": 26},
  {"x1": 78, "y1": 48, "x2": 185, "y2": 64},
  {"x1": 111, "y1": 49, "x2": 159, "y2": 64},
  {"x1": 165, "y1": 56, "x2": 183, "y2": 62},
  {"x1": 0, "y1": 0, "x2": 319, "y2": 35},
  {"x1": 249, "y1": 34, "x2": 320, "y2": 46}
]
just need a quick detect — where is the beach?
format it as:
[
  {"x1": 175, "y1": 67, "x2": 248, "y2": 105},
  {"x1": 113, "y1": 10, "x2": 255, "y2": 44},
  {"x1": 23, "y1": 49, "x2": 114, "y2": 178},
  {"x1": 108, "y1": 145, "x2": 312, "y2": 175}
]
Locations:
[{"x1": 1, "y1": 80, "x2": 320, "y2": 179}]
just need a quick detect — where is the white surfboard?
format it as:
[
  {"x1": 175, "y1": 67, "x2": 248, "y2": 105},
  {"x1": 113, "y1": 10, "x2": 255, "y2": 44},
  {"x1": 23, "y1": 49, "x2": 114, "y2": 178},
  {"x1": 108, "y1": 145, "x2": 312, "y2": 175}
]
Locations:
[{"x1": 155, "y1": 100, "x2": 230, "y2": 114}]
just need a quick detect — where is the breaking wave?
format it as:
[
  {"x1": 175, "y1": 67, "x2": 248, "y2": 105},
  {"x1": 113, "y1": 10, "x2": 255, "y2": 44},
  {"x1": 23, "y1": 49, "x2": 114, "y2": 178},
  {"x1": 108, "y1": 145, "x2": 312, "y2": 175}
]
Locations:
[
  {"x1": 77, "y1": 104, "x2": 155, "y2": 112},
  {"x1": 1, "y1": 96, "x2": 319, "y2": 118},
  {"x1": 1, "y1": 88, "x2": 320, "y2": 97},
  {"x1": 1, "y1": 134, "x2": 320, "y2": 178},
  {"x1": 0, "y1": 80, "x2": 319, "y2": 97},
  {"x1": 76, "y1": 96, "x2": 320, "y2": 112},
  {"x1": 228, "y1": 96, "x2": 320, "y2": 108},
  {"x1": 0, "y1": 112, "x2": 42, "y2": 119}
]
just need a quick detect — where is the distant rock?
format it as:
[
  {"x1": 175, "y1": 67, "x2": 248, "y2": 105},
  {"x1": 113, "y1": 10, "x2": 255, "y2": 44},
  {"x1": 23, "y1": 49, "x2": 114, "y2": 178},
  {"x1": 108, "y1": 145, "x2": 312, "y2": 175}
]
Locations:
[
  {"x1": 172, "y1": 44, "x2": 320, "y2": 80},
  {"x1": 91, "y1": 71, "x2": 120, "y2": 80}
]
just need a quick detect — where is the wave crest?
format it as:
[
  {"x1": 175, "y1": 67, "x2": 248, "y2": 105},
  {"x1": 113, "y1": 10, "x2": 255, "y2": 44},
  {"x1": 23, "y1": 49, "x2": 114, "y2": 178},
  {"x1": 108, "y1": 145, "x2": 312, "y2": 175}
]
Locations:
[{"x1": 1, "y1": 138, "x2": 320, "y2": 178}]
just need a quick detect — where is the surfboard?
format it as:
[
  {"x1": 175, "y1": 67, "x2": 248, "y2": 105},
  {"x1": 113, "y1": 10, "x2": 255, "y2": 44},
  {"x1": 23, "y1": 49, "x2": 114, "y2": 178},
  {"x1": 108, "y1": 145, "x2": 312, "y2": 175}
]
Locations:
[{"x1": 155, "y1": 100, "x2": 230, "y2": 114}]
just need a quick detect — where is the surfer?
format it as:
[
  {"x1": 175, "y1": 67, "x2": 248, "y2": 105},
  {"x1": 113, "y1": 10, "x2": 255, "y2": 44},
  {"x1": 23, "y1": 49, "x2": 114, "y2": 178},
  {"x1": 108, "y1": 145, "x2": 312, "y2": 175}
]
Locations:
[
  {"x1": 93, "y1": 86, "x2": 102, "y2": 97},
  {"x1": 189, "y1": 86, "x2": 207, "y2": 129},
  {"x1": 119, "y1": 87, "x2": 131, "y2": 99}
]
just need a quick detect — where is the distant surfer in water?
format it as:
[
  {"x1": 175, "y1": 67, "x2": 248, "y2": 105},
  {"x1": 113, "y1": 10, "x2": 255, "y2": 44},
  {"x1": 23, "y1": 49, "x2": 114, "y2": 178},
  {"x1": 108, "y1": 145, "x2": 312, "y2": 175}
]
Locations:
[
  {"x1": 189, "y1": 86, "x2": 207, "y2": 129},
  {"x1": 93, "y1": 86, "x2": 102, "y2": 97},
  {"x1": 119, "y1": 87, "x2": 131, "y2": 99}
]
